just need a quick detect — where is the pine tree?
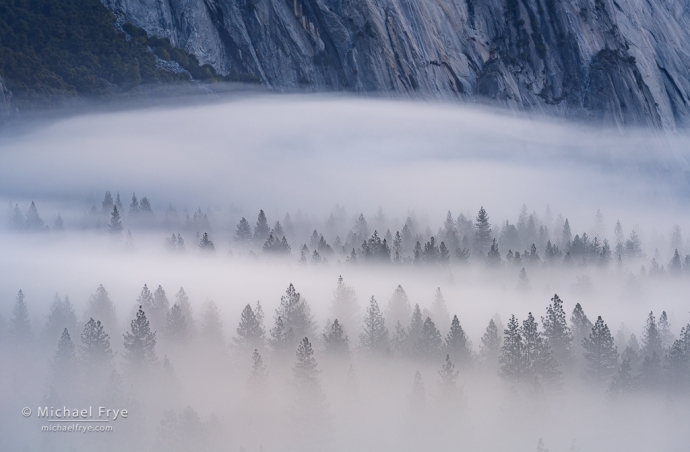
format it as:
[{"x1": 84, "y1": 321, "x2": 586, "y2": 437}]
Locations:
[
  {"x1": 44, "y1": 293, "x2": 77, "y2": 346},
  {"x1": 480, "y1": 319, "x2": 500, "y2": 371},
  {"x1": 445, "y1": 315, "x2": 472, "y2": 368},
  {"x1": 137, "y1": 284, "x2": 155, "y2": 313},
  {"x1": 52, "y1": 328, "x2": 76, "y2": 380},
  {"x1": 331, "y1": 276, "x2": 359, "y2": 337},
  {"x1": 176, "y1": 288, "x2": 194, "y2": 336},
  {"x1": 658, "y1": 311, "x2": 674, "y2": 349},
  {"x1": 273, "y1": 283, "x2": 316, "y2": 344},
  {"x1": 570, "y1": 303, "x2": 593, "y2": 359},
  {"x1": 408, "y1": 371, "x2": 425, "y2": 411},
  {"x1": 323, "y1": 319, "x2": 349, "y2": 356},
  {"x1": 430, "y1": 288, "x2": 451, "y2": 333},
  {"x1": 293, "y1": 337, "x2": 321, "y2": 393},
  {"x1": 641, "y1": 311, "x2": 663, "y2": 359},
  {"x1": 486, "y1": 239, "x2": 501, "y2": 267},
  {"x1": 129, "y1": 193, "x2": 139, "y2": 217},
  {"x1": 109, "y1": 206, "x2": 123, "y2": 234},
  {"x1": 385, "y1": 285, "x2": 412, "y2": 329},
  {"x1": 542, "y1": 294, "x2": 573, "y2": 366},
  {"x1": 474, "y1": 206, "x2": 492, "y2": 256},
  {"x1": 415, "y1": 317, "x2": 443, "y2": 360},
  {"x1": 360, "y1": 296, "x2": 389, "y2": 354},
  {"x1": 253, "y1": 210, "x2": 270, "y2": 245},
  {"x1": 269, "y1": 315, "x2": 294, "y2": 354},
  {"x1": 83, "y1": 285, "x2": 118, "y2": 336},
  {"x1": 150, "y1": 285, "x2": 170, "y2": 332},
  {"x1": 234, "y1": 304, "x2": 265, "y2": 350},
  {"x1": 582, "y1": 316, "x2": 618, "y2": 384},
  {"x1": 517, "y1": 267, "x2": 531, "y2": 290},
  {"x1": 123, "y1": 307, "x2": 158, "y2": 369},
  {"x1": 390, "y1": 320, "x2": 408, "y2": 356},
  {"x1": 10, "y1": 290, "x2": 31, "y2": 343},
  {"x1": 562, "y1": 219, "x2": 572, "y2": 249},
  {"x1": 669, "y1": 249, "x2": 682, "y2": 274},
  {"x1": 198, "y1": 232, "x2": 215, "y2": 252},
  {"x1": 500, "y1": 315, "x2": 527, "y2": 381},
  {"x1": 664, "y1": 329, "x2": 689, "y2": 390},
  {"x1": 165, "y1": 304, "x2": 188, "y2": 345},
  {"x1": 522, "y1": 312, "x2": 561, "y2": 383},
  {"x1": 608, "y1": 357, "x2": 635, "y2": 396},
  {"x1": 199, "y1": 299, "x2": 225, "y2": 347},
  {"x1": 25, "y1": 201, "x2": 45, "y2": 230},
  {"x1": 102, "y1": 191, "x2": 114, "y2": 213},
  {"x1": 248, "y1": 349, "x2": 268, "y2": 390},
  {"x1": 80, "y1": 318, "x2": 113, "y2": 368},
  {"x1": 438, "y1": 354, "x2": 459, "y2": 391}
]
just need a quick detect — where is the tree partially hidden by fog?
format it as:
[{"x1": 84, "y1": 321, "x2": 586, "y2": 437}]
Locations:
[{"x1": 123, "y1": 307, "x2": 158, "y2": 370}]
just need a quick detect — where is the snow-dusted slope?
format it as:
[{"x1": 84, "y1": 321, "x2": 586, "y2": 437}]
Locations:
[{"x1": 103, "y1": 0, "x2": 690, "y2": 128}]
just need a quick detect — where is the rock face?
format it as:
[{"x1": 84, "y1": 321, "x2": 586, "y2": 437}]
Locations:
[{"x1": 103, "y1": 0, "x2": 690, "y2": 128}]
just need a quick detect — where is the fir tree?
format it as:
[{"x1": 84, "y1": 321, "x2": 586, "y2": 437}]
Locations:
[
  {"x1": 542, "y1": 294, "x2": 573, "y2": 367},
  {"x1": 582, "y1": 316, "x2": 618, "y2": 384},
  {"x1": 269, "y1": 315, "x2": 294, "y2": 354},
  {"x1": 233, "y1": 304, "x2": 265, "y2": 350},
  {"x1": 570, "y1": 303, "x2": 593, "y2": 359},
  {"x1": 486, "y1": 239, "x2": 501, "y2": 267},
  {"x1": 10, "y1": 290, "x2": 31, "y2": 343},
  {"x1": 517, "y1": 267, "x2": 531, "y2": 290},
  {"x1": 562, "y1": 219, "x2": 572, "y2": 249},
  {"x1": 445, "y1": 315, "x2": 473, "y2": 368},
  {"x1": 658, "y1": 311, "x2": 674, "y2": 349},
  {"x1": 102, "y1": 191, "x2": 114, "y2": 213},
  {"x1": 390, "y1": 321, "x2": 408, "y2": 356},
  {"x1": 176, "y1": 288, "x2": 194, "y2": 336},
  {"x1": 137, "y1": 284, "x2": 154, "y2": 313},
  {"x1": 83, "y1": 285, "x2": 118, "y2": 336},
  {"x1": 80, "y1": 318, "x2": 113, "y2": 368},
  {"x1": 150, "y1": 285, "x2": 170, "y2": 332},
  {"x1": 360, "y1": 296, "x2": 389, "y2": 354},
  {"x1": 248, "y1": 349, "x2": 268, "y2": 390},
  {"x1": 323, "y1": 319, "x2": 349, "y2": 356},
  {"x1": 123, "y1": 307, "x2": 158, "y2": 369},
  {"x1": 438, "y1": 354, "x2": 459, "y2": 391},
  {"x1": 664, "y1": 329, "x2": 689, "y2": 390},
  {"x1": 109, "y1": 206, "x2": 123, "y2": 234},
  {"x1": 129, "y1": 193, "x2": 139, "y2": 217}
]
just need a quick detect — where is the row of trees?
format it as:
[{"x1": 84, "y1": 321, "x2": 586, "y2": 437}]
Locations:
[{"x1": 5, "y1": 279, "x2": 689, "y2": 396}]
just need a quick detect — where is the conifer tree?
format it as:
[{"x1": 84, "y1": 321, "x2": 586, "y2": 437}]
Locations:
[
  {"x1": 664, "y1": 330, "x2": 689, "y2": 390},
  {"x1": 391, "y1": 321, "x2": 408, "y2": 356},
  {"x1": 234, "y1": 217, "x2": 253, "y2": 245},
  {"x1": 385, "y1": 285, "x2": 412, "y2": 329},
  {"x1": 430, "y1": 288, "x2": 451, "y2": 332},
  {"x1": 53, "y1": 214, "x2": 64, "y2": 231},
  {"x1": 438, "y1": 354, "x2": 459, "y2": 391},
  {"x1": 129, "y1": 193, "x2": 139, "y2": 217},
  {"x1": 176, "y1": 288, "x2": 194, "y2": 335},
  {"x1": 10, "y1": 290, "x2": 32, "y2": 343},
  {"x1": 499, "y1": 315, "x2": 527, "y2": 381},
  {"x1": 415, "y1": 317, "x2": 443, "y2": 360},
  {"x1": 25, "y1": 201, "x2": 45, "y2": 230},
  {"x1": 323, "y1": 319, "x2": 349, "y2": 356},
  {"x1": 248, "y1": 349, "x2": 268, "y2": 390},
  {"x1": 137, "y1": 284, "x2": 155, "y2": 313},
  {"x1": 542, "y1": 294, "x2": 573, "y2": 367},
  {"x1": 331, "y1": 276, "x2": 359, "y2": 337},
  {"x1": 522, "y1": 312, "x2": 561, "y2": 383},
  {"x1": 570, "y1": 303, "x2": 593, "y2": 359},
  {"x1": 408, "y1": 371, "x2": 426, "y2": 412},
  {"x1": 293, "y1": 337, "x2": 321, "y2": 393},
  {"x1": 360, "y1": 296, "x2": 389, "y2": 354},
  {"x1": 80, "y1": 318, "x2": 113, "y2": 368},
  {"x1": 165, "y1": 304, "x2": 188, "y2": 345},
  {"x1": 44, "y1": 293, "x2": 78, "y2": 345},
  {"x1": 150, "y1": 285, "x2": 170, "y2": 332},
  {"x1": 102, "y1": 191, "x2": 114, "y2": 213},
  {"x1": 608, "y1": 357, "x2": 635, "y2": 396},
  {"x1": 445, "y1": 315, "x2": 473, "y2": 368},
  {"x1": 641, "y1": 311, "x2": 663, "y2": 359},
  {"x1": 562, "y1": 219, "x2": 572, "y2": 249},
  {"x1": 273, "y1": 284, "x2": 316, "y2": 344},
  {"x1": 53, "y1": 328, "x2": 76, "y2": 380},
  {"x1": 253, "y1": 210, "x2": 270, "y2": 245},
  {"x1": 658, "y1": 311, "x2": 674, "y2": 349},
  {"x1": 474, "y1": 206, "x2": 492, "y2": 256},
  {"x1": 234, "y1": 304, "x2": 265, "y2": 350},
  {"x1": 582, "y1": 316, "x2": 618, "y2": 384},
  {"x1": 109, "y1": 206, "x2": 123, "y2": 234},
  {"x1": 480, "y1": 318, "x2": 500, "y2": 371},
  {"x1": 199, "y1": 299, "x2": 225, "y2": 347},
  {"x1": 486, "y1": 239, "x2": 501, "y2": 267},
  {"x1": 269, "y1": 315, "x2": 294, "y2": 354},
  {"x1": 517, "y1": 267, "x2": 530, "y2": 290},
  {"x1": 123, "y1": 307, "x2": 158, "y2": 369},
  {"x1": 198, "y1": 232, "x2": 215, "y2": 252}
]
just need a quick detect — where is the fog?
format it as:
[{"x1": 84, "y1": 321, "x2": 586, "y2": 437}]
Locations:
[{"x1": 1, "y1": 94, "x2": 690, "y2": 452}]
